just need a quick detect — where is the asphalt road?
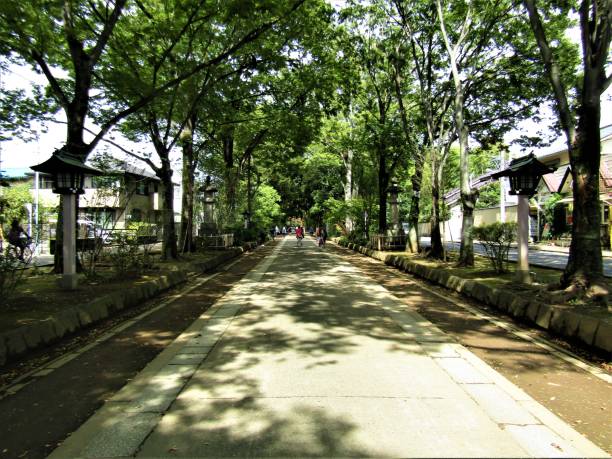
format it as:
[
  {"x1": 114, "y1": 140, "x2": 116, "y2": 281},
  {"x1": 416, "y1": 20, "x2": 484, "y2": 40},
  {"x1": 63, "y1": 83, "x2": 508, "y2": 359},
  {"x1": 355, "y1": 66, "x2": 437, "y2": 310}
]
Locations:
[{"x1": 420, "y1": 238, "x2": 612, "y2": 277}]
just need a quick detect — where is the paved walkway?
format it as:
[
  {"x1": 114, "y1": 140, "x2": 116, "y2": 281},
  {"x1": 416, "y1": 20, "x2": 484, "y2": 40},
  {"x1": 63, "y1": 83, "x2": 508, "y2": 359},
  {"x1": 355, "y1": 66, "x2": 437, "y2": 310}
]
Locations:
[{"x1": 50, "y1": 237, "x2": 607, "y2": 458}]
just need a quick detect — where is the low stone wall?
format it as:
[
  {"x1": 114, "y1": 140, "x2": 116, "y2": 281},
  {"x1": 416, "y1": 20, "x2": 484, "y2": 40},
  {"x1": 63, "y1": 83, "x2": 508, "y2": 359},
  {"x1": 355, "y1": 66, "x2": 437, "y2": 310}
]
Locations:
[
  {"x1": 0, "y1": 246, "x2": 254, "y2": 367},
  {"x1": 338, "y1": 241, "x2": 611, "y2": 357}
]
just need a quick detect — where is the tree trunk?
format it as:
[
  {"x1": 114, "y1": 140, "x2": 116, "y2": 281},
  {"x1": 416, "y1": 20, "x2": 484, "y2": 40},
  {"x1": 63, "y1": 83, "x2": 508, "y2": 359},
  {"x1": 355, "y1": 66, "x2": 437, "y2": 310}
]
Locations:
[
  {"x1": 378, "y1": 153, "x2": 388, "y2": 234},
  {"x1": 222, "y1": 129, "x2": 237, "y2": 224},
  {"x1": 343, "y1": 148, "x2": 355, "y2": 234},
  {"x1": 179, "y1": 118, "x2": 196, "y2": 253},
  {"x1": 159, "y1": 161, "x2": 177, "y2": 260},
  {"x1": 429, "y1": 149, "x2": 445, "y2": 259},
  {"x1": 561, "y1": 96, "x2": 604, "y2": 287},
  {"x1": 406, "y1": 164, "x2": 423, "y2": 253}
]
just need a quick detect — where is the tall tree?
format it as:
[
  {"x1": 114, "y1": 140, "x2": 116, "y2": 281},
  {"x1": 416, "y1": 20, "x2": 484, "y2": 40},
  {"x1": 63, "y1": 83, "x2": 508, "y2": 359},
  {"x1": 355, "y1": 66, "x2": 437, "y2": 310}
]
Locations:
[{"x1": 522, "y1": 0, "x2": 611, "y2": 294}]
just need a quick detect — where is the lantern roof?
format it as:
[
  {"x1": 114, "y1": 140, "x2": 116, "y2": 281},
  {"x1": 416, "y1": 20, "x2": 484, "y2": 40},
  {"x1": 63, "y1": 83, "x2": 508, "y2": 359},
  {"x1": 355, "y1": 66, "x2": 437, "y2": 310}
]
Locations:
[
  {"x1": 387, "y1": 182, "x2": 402, "y2": 193},
  {"x1": 31, "y1": 148, "x2": 102, "y2": 176},
  {"x1": 491, "y1": 153, "x2": 555, "y2": 179}
]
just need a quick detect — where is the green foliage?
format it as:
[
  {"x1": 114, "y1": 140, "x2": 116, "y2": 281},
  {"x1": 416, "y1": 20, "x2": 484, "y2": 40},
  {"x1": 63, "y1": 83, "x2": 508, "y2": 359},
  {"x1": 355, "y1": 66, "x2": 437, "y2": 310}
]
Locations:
[
  {"x1": 542, "y1": 193, "x2": 565, "y2": 236},
  {"x1": 0, "y1": 246, "x2": 28, "y2": 304},
  {"x1": 471, "y1": 222, "x2": 517, "y2": 273},
  {"x1": 0, "y1": 183, "x2": 32, "y2": 225},
  {"x1": 252, "y1": 184, "x2": 284, "y2": 231},
  {"x1": 108, "y1": 233, "x2": 149, "y2": 278}
]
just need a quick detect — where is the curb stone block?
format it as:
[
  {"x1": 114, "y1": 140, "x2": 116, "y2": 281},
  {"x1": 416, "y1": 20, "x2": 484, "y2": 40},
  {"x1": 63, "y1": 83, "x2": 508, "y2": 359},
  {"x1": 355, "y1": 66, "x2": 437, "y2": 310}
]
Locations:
[
  {"x1": 593, "y1": 321, "x2": 612, "y2": 354},
  {"x1": 497, "y1": 291, "x2": 515, "y2": 312},
  {"x1": 471, "y1": 283, "x2": 490, "y2": 303},
  {"x1": 561, "y1": 311, "x2": 581, "y2": 338},
  {"x1": 526, "y1": 301, "x2": 541, "y2": 322},
  {"x1": 110, "y1": 292, "x2": 125, "y2": 311},
  {"x1": 445, "y1": 275, "x2": 459, "y2": 291},
  {"x1": 125, "y1": 285, "x2": 145, "y2": 307},
  {"x1": 91, "y1": 300, "x2": 110, "y2": 322},
  {"x1": 422, "y1": 266, "x2": 433, "y2": 280},
  {"x1": 437, "y1": 270, "x2": 450, "y2": 287},
  {"x1": 77, "y1": 307, "x2": 94, "y2": 327},
  {"x1": 0, "y1": 337, "x2": 7, "y2": 366},
  {"x1": 486, "y1": 287, "x2": 501, "y2": 306},
  {"x1": 549, "y1": 308, "x2": 569, "y2": 335},
  {"x1": 4, "y1": 329, "x2": 27, "y2": 356},
  {"x1": 508, "y1": 296, "x2": 529, "y2": 318},
  {"x1": 56, "y1": 309, "x2": 80, "y2": 334},
  {"x1": 459, "y1": 279, "x2": 476, "y2": 295},
  {"x1": 38, "y1": 319, "x2": 58, "y2": 344},
  {"x1": 576, "y1": 315, "x2": 599, "y2": 347},
  {"x1": 429, "y1": 268, "x2": 441, "y2": 284},
  {"x1": 535, "y1": 303, "x2": 553, "y2": 329},
  {"x1": 22, "y1": 325, "x2": 42, "y2": 349}
]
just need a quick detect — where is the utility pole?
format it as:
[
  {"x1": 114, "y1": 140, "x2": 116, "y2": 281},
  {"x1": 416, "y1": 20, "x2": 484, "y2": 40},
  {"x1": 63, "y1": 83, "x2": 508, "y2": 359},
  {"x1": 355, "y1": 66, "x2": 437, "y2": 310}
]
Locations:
[{"x1": 500, "y1": 149, "x2": 506, "y2": 223}]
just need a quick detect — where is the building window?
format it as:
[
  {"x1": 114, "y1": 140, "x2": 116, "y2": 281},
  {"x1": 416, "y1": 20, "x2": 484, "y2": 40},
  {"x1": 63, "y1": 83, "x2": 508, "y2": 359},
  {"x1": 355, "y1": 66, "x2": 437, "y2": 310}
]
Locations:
[
  {"x1": 136, "y1": 180, "x2": 148, "y2": 195},
  {"x1": 130, "y1": 208, "x2": 142, "y2": 222},
  {"x1": 39, "y1": 175, "x2": 54, "y2": 189}
]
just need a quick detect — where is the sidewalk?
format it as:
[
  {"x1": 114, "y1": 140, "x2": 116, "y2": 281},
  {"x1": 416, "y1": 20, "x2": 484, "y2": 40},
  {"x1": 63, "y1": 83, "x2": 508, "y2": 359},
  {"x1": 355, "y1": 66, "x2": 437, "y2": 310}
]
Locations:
[{"x1": 50, "y1": 237, "x2": 607, "y2": 458}]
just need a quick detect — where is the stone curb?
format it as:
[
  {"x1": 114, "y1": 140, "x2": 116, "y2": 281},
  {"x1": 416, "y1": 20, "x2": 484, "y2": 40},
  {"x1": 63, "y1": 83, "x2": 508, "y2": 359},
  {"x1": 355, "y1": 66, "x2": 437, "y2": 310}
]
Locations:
[
  {"x1": 0, "y1": 246, "x2": 254, "y2": 367},
  {"x1": 338, "y1": 240, "x2": 611, "y2": 357}
]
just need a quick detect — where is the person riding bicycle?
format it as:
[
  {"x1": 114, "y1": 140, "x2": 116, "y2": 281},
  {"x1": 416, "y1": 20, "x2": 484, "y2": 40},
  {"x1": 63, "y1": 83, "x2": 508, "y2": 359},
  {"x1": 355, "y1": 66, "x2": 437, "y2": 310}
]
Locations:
[
  {"x1": 295, "y1": 226, "x2": 304, "y2": 246},
  {"x1": 7, "y1": 219, "x2": 30, "y2": 260}
]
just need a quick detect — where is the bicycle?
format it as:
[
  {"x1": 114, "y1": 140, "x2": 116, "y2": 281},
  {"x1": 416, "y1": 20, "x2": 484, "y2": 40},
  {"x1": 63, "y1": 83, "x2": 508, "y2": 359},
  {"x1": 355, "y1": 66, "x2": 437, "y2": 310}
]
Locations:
[{"x1": 6, "y1": 238, "x2": 34, "y2": 263}]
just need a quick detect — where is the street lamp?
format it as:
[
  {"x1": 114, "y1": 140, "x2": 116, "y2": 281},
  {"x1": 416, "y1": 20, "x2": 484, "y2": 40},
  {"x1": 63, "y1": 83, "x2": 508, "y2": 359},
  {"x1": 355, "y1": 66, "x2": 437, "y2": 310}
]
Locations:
[
  {"x1": 492, "y1": 153, "x2": 555, "y2": 283},
  {"x1": 197, "y1": 182, "x2": 218, "y2": 234},
  {"x1": 31, "y1": 148, "x2": 101, "y2": 289}
]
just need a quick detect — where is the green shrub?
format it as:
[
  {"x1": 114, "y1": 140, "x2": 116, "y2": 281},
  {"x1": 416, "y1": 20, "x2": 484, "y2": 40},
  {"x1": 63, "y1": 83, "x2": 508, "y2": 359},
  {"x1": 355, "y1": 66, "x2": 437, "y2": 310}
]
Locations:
[
  {"x1": 0, "y1": 247, "x2": 28, "y2": 304},
  {"x1": 471, "y1": 222, "x2": 517, "y2": 273},
  {"x1": 108, "y1": 233, "x2": 144, "y2": 278}
]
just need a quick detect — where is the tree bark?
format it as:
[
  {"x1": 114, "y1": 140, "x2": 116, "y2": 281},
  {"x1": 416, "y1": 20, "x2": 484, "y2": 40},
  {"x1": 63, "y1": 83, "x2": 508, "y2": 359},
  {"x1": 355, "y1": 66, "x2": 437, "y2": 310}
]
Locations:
[
  {"x1": 561, "y1": 89, "x2": 604, "y2": 287},
  {"x1": 179, "y1": 117, "x2": 197, "y2": 253},
  {"x1": 437, "y1": 0, "x2": 476, "y2": 266},
  {"x1": 343, "y1": 147, "x2": 355, "y2": 234},
  {"x1": 159, "y1": 161, "x2": 177, "y2": 260},
  {"x1": 429, "y1": 148, "x2": 445, "y2": 259},
  {"x1": 222, "y1": 128, "x2": 237, "y2": 224},
  {"x1": 378, "y1": 151, "x2": 389, "y2": 234}
]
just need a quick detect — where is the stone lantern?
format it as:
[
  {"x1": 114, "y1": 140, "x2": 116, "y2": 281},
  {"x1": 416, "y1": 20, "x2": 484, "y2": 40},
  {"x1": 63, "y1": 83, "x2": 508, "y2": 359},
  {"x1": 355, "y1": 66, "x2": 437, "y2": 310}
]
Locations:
[
  {"x1": 31, "y1": 149, "x2": 101, "y2": 289},
  {"x1": 388, "y1": 182, "x2": 403, "y2": 235},
  {"x1": 197, "y1": 182, "x2": 218, "y2": 234},
  {"x1": 492, "y1": 153, "x2": 555, "y2": 283}
]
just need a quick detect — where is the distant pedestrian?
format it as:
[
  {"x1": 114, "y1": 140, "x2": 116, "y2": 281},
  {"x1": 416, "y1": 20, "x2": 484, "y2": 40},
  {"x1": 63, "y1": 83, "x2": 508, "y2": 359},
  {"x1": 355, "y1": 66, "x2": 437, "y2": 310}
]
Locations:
[
  {"x1": 321, "y1": 226, "x2": 328, "y2": 247},
  {"x1": 295, "y1": 226, "x2": 304, "y2": 246},
  {"x1": 315, "y1": 226, "x2": 323, "y2": 248},
  {"x1": 275, "y1": 226, "x2": 280, "y2": 238}
]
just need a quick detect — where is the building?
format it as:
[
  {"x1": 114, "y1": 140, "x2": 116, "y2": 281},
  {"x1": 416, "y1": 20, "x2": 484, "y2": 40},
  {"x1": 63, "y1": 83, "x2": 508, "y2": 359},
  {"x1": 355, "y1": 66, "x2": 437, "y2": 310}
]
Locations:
[{"x1": 436, "y1": 124, "x2": 612, "y2": 246}]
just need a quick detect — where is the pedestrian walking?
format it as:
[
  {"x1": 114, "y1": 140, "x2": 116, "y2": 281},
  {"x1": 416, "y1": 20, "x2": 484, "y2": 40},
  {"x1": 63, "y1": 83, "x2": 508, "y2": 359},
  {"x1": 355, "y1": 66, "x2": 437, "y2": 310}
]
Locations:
[
  {"x1": 315, "y1": 226, "x2": 323, "y2": 248},
  {"x1": 321, "y1": 226, "x2": 327, "y2": 247}
]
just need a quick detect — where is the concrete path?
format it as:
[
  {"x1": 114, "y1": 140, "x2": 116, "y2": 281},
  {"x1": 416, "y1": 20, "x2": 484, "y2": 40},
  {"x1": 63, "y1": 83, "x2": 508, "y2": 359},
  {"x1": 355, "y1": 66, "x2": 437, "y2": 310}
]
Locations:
[{"x1": 50, "y1": 237, "x2": 607, "y2": 458}]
